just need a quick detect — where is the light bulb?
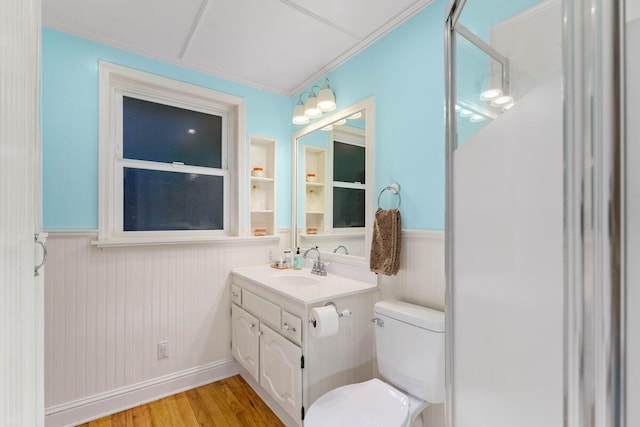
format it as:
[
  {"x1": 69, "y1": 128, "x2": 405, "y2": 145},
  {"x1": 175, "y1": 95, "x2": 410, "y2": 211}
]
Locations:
[
  {"x1": 470, "y1": 114, "x2": 486, "y2": 122},
  {"x1": 491, "y1": 95, "x2": 514, "y2": 107},
  {"x1": 292, "y1": 101, "x2": 309, "y2": 124},
  {"x1": 460, "y1": 109, "x2": 473, "y2": 117},
  {"x1": 347, "y1": 112, "x2": 362, "y2": 119},
  {"x1": 317, "y1": 86, "x2": 336, "y2": 112},
  {"x1": 304, "y1": 94, "x2": 322, "y2": 118},
  {"x1": 480, "y1": 88, "x2": 502, "y2": 101},
  {"x1": 502, "y1": 102, "x2": 515, "y2": 111},
  {"x1": 334, "y1": 118, "x2": 346, "y2": 126},
  {"x1": 321, "y1": 125, "x2": 333, "y2": 131}
]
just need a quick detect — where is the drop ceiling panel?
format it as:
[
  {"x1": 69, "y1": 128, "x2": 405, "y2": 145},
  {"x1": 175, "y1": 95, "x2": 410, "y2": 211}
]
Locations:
[
  {"x1": 184, "y1": 0, "x2": 358, "y2": 93},
  {"x1": 43, "y1": 0, "x2": 205, "y2": 57},
  {"x1": 285, "y1": 0, "x2": 421, "y2": 38}
]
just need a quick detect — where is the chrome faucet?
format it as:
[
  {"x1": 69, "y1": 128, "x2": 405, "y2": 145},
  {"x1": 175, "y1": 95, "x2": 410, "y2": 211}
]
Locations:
[
  {"x1": 303, "y1": 246, "x2": 327, "y2": 276},
  {"x1": 333, "y1": 245, "x2": 349, "y2": 255}
]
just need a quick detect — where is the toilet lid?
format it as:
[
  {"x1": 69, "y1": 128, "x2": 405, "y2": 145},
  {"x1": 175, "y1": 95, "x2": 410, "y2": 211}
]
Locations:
[{"x1": 305, "y1": 379, "x2": 409, "y2": 427}]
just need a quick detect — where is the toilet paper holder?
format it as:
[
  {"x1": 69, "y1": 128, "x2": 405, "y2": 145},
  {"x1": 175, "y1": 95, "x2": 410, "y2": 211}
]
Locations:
[{"x1": 308, "y1": 302, "x2": 352, "y2": 327}]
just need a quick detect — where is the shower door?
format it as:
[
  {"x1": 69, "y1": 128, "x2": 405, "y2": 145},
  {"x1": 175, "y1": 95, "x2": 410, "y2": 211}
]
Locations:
[
  {"x1": 446, "y1": 0, "x2": 629, "y2": 426},
  {"x1": 445, "y1": 1, "x2": 562, "y2": 426}
]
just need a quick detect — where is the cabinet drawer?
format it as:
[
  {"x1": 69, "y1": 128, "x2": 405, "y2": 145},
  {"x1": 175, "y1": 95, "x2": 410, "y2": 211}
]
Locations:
[
  {"x1": 231, "y1": 284, "x2": 242, "y2": 305},
  {"x1": 281, "y1": 311, "x2": 302, "y2": 345},
  {"x1": 243, "y1": 290, "x2": 281, "y2": 328}
]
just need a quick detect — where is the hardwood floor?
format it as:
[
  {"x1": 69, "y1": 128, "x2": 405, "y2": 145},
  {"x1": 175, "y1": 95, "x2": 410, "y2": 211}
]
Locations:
[{"x1": 77, "y1": 375, "x2": 285, "y2": 427}]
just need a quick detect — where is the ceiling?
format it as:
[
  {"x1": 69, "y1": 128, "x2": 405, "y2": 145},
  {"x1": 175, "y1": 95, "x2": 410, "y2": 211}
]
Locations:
[{"x1": 42, "y1": 0, "x2": 434, "y2": 96}]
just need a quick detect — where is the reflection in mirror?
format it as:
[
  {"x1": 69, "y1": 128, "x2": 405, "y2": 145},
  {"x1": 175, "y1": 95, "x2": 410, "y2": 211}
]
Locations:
[{"x1": 292, "y1": 98, "x2": 374, "y2": 261}]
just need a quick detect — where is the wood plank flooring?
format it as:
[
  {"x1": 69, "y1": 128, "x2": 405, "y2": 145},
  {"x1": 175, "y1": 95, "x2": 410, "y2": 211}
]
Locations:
[{"x1": 77, "y1": 375, "x2": 285, "y2": 427}]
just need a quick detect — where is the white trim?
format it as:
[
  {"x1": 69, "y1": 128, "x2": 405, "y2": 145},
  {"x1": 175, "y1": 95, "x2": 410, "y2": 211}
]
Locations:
[
  {"x1": 91, "y1": 235, "x2": 279, "y2": 248},
  {"x1": 45, "y1": 358, "x2": 238, "y2": 427},
  {"x1": 402, "y1": 229, "x2": 445, "y2": 242},
  {"x1": 98, "y1": 61, "x2": 246, "y2": 243}
]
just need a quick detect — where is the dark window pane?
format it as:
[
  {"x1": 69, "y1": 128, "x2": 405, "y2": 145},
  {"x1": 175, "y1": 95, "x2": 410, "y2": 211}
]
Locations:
[
  {"x1": 333, "y1": 188, "x2": 365, "y2": 228},
  {"x1": 123, "y1": 96, "x2": 222, "y2": 168},
  {"x1": 124, "y1": 168, "x2": 223, "y2": 231},
  {"x1": 333, "y1": 141, "x2": 365, "y2": 183}
]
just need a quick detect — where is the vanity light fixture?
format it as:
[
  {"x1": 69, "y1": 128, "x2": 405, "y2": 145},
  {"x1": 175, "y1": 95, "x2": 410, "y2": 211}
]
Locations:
[
  {"x1": 347, "y1": 111, "x2": 362, "y2": 119},
  {"x1": 470, "y1": 114, "x2": 486, "y2": 122},
  {"x1": 292, "y1": 78, "x2": 338, "y2": 124},
  {"x1": 334, "y1": 118, "x2": 346, "y2": 126},
  {"x1": 317, "y1": 78, "x2": 336, "y2": 112},
  {"x1": 321, "y1": 124, "x2": 334, "y2": 131},
  {"x1": 460, "y1": 109, "x2": 473, "y2": 117},
  {"x1": 293, "y1": 95, "x2": 310, "y2": 124}
]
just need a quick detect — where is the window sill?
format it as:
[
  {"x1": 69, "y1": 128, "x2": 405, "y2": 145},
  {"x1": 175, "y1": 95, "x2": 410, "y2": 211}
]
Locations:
[{"x1": 91, "y1": 235, "x2": 280, "y2": 249}]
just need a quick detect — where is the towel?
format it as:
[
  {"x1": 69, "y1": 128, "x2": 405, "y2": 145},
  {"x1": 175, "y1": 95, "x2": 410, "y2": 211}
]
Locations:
[{"x1": 369, "y1": 208, "x2": 401, "y2": 275}]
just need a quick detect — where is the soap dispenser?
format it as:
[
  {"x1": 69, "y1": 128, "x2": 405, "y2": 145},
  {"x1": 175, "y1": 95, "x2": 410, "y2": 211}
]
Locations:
[{"x1": 293, "y1": 247, "x2": 303, "y2": 270}]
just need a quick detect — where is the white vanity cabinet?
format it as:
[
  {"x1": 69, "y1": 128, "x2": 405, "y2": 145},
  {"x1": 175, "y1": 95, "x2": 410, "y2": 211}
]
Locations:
[
  {"x1": 230, "y1": 265, "x2": 377, "y2": 427},
  {"x1": 231, "y1": 300, "x2": 303, "y2": 423}
]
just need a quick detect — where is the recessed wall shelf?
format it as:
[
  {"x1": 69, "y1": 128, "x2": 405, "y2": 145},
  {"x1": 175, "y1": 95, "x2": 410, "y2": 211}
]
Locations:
[{"x1": 249, "y1": 136, "x2": 276, "y2": 237}]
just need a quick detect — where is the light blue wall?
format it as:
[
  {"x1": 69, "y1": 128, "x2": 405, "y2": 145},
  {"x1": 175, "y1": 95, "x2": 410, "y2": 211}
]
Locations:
[
  {"x1": 43, "y1": 0, "x2": 541, "y2": 231},
  {"x1": 42, "y1": 28, "x2": 292, "y2": 229},
  {"x1": 295, "y1": 0, "x2": 449, "y2": 230}
]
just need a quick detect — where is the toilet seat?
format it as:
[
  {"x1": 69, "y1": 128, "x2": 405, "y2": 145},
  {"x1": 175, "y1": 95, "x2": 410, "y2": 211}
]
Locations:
[{"x1": 304, "y1": 379, "x2": 409, "y2": 427}]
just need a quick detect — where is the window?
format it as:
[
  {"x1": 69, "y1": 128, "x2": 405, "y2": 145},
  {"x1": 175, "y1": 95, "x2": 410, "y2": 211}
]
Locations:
[
  {"x1": 98, "y1": 62, "x2": 245, "y2": 244},
  {"x1": 331, "y1": 128, "x2": 366, "y2": 229}
]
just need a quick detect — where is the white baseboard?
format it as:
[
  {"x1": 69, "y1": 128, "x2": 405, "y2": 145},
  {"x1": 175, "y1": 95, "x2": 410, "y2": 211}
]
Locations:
[{"x1": 45, "y1": 358, "x2": 238, "y2": 427}]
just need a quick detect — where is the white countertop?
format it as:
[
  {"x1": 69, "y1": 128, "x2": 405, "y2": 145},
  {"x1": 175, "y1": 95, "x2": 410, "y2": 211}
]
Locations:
[{"x1": 230, "y1": 264, "x2": 377, "y2": 304}]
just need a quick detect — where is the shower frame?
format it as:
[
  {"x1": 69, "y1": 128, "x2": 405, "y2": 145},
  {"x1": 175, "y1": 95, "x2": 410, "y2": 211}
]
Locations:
[{"x1": 443, "y1": 0, "x2": 625, "y2": 426}]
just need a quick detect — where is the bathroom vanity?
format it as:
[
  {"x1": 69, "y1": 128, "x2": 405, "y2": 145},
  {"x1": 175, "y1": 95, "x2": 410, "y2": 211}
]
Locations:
[{"x1": 230, "y1": 264, "x2": 377, "y2": 426}]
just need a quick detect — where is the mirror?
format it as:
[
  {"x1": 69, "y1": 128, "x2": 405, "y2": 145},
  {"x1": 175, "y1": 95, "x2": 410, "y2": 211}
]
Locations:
[{"x1": 292, "y1": 97, "x2": 374, "y2": 263}]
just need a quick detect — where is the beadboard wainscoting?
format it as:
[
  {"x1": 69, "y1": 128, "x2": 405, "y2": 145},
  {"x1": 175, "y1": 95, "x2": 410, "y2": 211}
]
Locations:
[
  {"x1": 44, "y1": 228, "x2": 444, "y2": 426},
  {"x1": 44, "y1": 230, "x2": 290, "y2": 426},
  {"x1": 377, "y1": 229, "x2": 446, "y2": 427},
  {"x1": 378, "y1": 230, "x2": 445, "y2": 311}
]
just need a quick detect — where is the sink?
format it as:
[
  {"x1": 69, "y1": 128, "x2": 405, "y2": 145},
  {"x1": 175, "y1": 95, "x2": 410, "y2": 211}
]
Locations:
[{"x1": 274, "y1": 275, "x2": 320, "y2": 286}]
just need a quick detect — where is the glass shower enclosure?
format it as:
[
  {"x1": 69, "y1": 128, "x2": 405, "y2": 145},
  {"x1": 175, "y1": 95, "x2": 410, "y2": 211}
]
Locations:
[{"x1": 444, "y1": 0, "x2": 627, "y2": 426}]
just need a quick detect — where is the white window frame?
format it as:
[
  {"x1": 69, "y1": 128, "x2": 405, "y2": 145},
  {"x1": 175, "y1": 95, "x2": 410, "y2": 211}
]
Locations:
[
  {"x1": 329, "y1": 126, "x2": 366, "y2": 233},
  {"x1": 96, "y1": 61, "x2": 246, "y2": 246}
]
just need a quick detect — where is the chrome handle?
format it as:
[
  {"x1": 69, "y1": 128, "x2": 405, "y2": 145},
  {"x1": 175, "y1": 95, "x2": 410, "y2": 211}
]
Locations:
[
  {"x1": 283, "y1": 322, "x2": 297, "y2": 333},
  {"x1": 370, "y1": 318, "x2": 384, "y2": 327},
  {"x1": 231, "y1": 292, "x2": 239, "y2": 298},
  {"x1": 250, "y1": 323, "x2": 256, "y2": 329},
  {"x1": 34, "y1": 233, "x2": 47, "y2": 277},
  {"x1": 257, "y1": 331, "x2": 264, "y2": 337}
]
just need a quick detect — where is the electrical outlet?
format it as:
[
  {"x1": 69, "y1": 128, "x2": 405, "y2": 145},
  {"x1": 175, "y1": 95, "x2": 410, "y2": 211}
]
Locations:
[
  {"x1": 158, "y1": 341, "x2": 169, "y2": 360},
  {"x1": 265, "y1": 247, "x2": 274, "y2": 263}
]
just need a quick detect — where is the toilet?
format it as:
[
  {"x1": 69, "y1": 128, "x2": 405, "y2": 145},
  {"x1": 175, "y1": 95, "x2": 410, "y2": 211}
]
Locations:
[{"x1": 305, "y1": 300, "x2": 445, "y2": 427}]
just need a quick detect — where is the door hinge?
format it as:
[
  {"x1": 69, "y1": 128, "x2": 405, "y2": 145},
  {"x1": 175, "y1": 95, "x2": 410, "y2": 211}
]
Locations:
[
  {"x1": 301, "y1": 406, "x2": 305, "y2": 420},
  {"x1": 300, "y1": 355, "x2": 304, "y2": 369}
]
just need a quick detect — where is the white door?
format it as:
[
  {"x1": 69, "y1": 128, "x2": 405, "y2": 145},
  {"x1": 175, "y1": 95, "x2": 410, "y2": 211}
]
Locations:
[
  {"x1": 231, "y1": 304, "x2": 260, "y2": 381},
  {"x1": 0, "y1": 0, "x2": 44, "y2": 425},
  {"x1": 259, "y1": 324, "x2": 302, "y2": 423}
]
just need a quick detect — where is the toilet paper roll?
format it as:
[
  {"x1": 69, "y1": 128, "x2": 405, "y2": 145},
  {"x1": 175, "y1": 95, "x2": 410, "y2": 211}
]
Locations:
[{"x1": 310, "y1": 306, "x2": 340, "y2": 338}]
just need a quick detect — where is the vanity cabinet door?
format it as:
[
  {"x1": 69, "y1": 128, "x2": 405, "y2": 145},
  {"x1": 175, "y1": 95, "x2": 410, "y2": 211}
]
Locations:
[
  {"x1": 259, "y1": 323, "x2": 303, "y2": 422},
  {"x1": 232, "y1": 304, "x2": 259, "y2": 381}
]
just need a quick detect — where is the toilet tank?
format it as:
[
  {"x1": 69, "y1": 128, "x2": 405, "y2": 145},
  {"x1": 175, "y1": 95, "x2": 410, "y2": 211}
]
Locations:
[{"x1": 374, "y1": 300, "x2": 445, "y2": 403}]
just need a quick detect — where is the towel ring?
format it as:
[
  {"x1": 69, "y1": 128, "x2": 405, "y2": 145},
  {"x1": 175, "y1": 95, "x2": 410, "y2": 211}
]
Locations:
[{"x1": 377, "y1": 183, "x2": 401, "y2": 208}]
